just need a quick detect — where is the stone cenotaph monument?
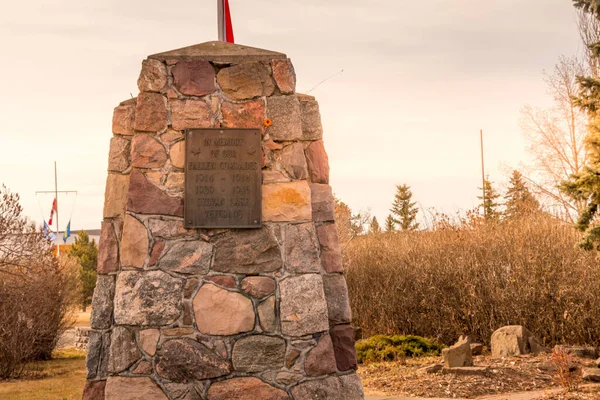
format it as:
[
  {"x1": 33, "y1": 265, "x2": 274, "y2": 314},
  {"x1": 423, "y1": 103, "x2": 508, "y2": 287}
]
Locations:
[{"x1": 83, "y1": 41, "x2": 364, "y2": 400}]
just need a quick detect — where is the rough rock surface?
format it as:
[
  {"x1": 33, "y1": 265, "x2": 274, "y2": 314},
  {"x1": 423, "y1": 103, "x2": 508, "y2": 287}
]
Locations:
[
  {"x1": 103, "y1": 173, "x2": 129, "y2": 219},
  {"x1": 316, "y1": 223, "x2": 344, "y2": 273},
  {"x1": 90, "y1": 275, "x2": 115, "y2": 329},
  {"x1": 330, "y1": 324, "x2": 359, "y2": 371},
  {"x1": 82, "y1": 380, "x2": 106, "y2": 400},
  {"x1": 217, "y1": 62, "x2": 275, "y2": 100},
  {"x1": 291, "y1": 374, "x2": 364, "y2": 400},
  {"x1": 105, "y1": 377, "x2": 168, "y2": 400},
  {"x1": 114, "y1": 270, "x2": 183, "y2": 326},
  {"x1": 279, "y1": 274, "x2": 329, "y2": 336},
  {"x1": 139, "y1": 329, "x2": 160, "y2": 356},
  {"x1": 127, "y1": 170, "x2": 184, "y2": 217},
  {"x1": 491, "y1": 325, "x2": 535, "y2": 358},
  {"x1": 284, "y1": 223, "x2": 321, "y2": 273},
  {"x1": 108, "y1": 326, "x2": 141, "y2": 373},
  {"x1": 134, "y1": 92, "x2": 167, "y2": 132},
  {"x1": 108, "y1": 136, "x2": 131, "y2": 172},
  {"x1": 172, "y1": 60, "x2": 216, "y2": 97},
  {"x1": 322, "y1": 274, "x2": 352, "y2": 324},
  {"x1": 258, "y1": 296, "x2": 277, "y2": 332},
  {"x1": 156, "y1": 339, "x2": 232, "y2": 381},
  {"x1": 193, "y1": 283, "x2": 255, "y2": 336},
  {"x1": 98, "y1": 221, "x2": 119, "y2": 274},
  {"x1": 207, "y1": 377, "x2": 289, "y2": 400},
  {"x1": 304, "y1": 334, "x2": 337, "y2": 376},
  {"x1": 120, "y1": 215, "x2": 148, "y2": 268},
  {"x1": 170, "y1": 99, "x2": 212, "y2": 131},
  {"x1": 442, "y1": 336, "x2": 473, "y2": 368},
  {"x1": 158, "y1": 241, "x2": 213, "y2": 274},
  {"x1": 213, "y1": 228, "x2": 282, "y2": 274},
  {"x1": 232, "y1": 335, "x2": 286, "y2": 372},
  {"x1": 266, "y1": 96, "x2": 302, "y2": 141},
  {"x1": 138, "y1": 59, "x2": 167, "y2": 93},
  {"x1": 131, "y1": 134, "x2": 167, "y2": 168},
  {"x1": 262, "y1": 181, "x2": 312, "y2": 222},
  {"x1": 241, "y1": 276, "x2": 276, "y2": 298}
]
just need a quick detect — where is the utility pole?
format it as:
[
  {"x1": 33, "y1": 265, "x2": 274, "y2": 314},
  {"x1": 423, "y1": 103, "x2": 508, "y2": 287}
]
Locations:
[
  {"x1": 480, "y1": 129, "x2": 487, "y2": 219},
  {"x1": 35, "y1": 161, "x2": 77, "y2": 256}
]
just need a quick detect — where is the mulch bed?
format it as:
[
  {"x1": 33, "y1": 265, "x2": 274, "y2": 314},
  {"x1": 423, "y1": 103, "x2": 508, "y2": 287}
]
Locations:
[{"x1": 357, "y1": 353, "x2": 600, "y2": 399}]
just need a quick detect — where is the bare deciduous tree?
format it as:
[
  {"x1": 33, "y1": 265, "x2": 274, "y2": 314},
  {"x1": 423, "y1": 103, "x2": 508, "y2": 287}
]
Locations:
[{"x1": 520, "y1": 56, "x2": 589, "y2": 222}]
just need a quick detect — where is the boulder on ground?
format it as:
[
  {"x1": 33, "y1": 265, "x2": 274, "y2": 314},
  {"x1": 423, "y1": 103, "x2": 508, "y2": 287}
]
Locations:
[
  {"x1": 470, "y1": 343, "x2": 484, "y2": 356},
  {"x1": 442, "y1": 366, "x2": 489, "y2": 376},
  {"x1": 582, "y1": 367, "x2": 600, "y2": 382},
  {"x1": 417, "y1": 364, "x2": 443, "y2": 374},
  {"x1": 491, "y1": 325, "x2": 542, "y2": 357},
  {"x1": 561, "y1": 346, "x2": 598, "y2": 359},
  {"x1": 442, "y1": 336, "x2": 473, "y2": 368}
]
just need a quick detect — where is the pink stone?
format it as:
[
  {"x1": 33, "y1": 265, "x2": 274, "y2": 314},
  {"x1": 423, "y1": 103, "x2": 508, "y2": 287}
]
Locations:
[
  {"x1": 105, "y1": 377, "x2": 167, "y2": 400},
  {"x1": 127, "y1": 170, "x2": 184, "y2": 217},
  {"x1": 120, "y1": 215, "x2": 148, "y2": 269},
  {"x1": 108, "y1": 136, "x2": 131, "y2": 173},
  {"x1": 316, "y1": 223, "x2": 344, "y2": 273},
  {"x1": 193, "y1": 284, "x2": 255, "y2": 336},
  {"x1": 149, "y1": 241, "x2": 165, "y2": 266},
  {"x1": 82, "y1": 380, "x2": 106, "y2": 400},
  {"x1": 98, "y1": 221, "x2": 119, "y2": 274},
  {"x1": 206, "y1": 276, "x2": 237, "y2": 289},
  {"x1": 138, "y1": 59, "x2": 167, "y2": 93},
  {"x1": 103, "y1": 173, "x2": 130, "y2": 219},
  {"x1": 207, "y1": 377, "x2": 289, "y2": 400},
  {"x1": 262, "y1": 181, "x2": 312, "y2": 222},
  {"x1": 330, "y1": 324, "x2": 359, "y2": 371},
  {"x1": 170, "y1": 99, "x2": 212, "y2": 131},
  {"x1": 257, "y1": 296, "x2": 276, "y2": 332},
  {"x1": 271, "y1": 59, "x2": 296, "y2": 94},
  {"x1": 241, "y1": 276, "x2": 276, "y2": 299},
  {"x1": 170, "y1": 140, "x2": 185, "y2": 169},
  {"x1": 310, "y1": 183, "x2": 335, "y2": 222},
  {"x1": 134, "y1": 93, "x2": 167, "y2": 132},
  {"x1": 263, "y1": 140, "x2": 282, "y2": 151},
  {"x1": 161, "y1": 129, "x2": 183, "y2": 143},
  {"x1": 217, "y1": 62, "x2": 275, "y2": 101},
  {"x1": 305, "y1": 140, "x2": 330, "y2": 184},
  {"x1": 131, "y1": 134, "x2": 167, "y2": 168},
  {"x1": 172, "y1": 60, "x2": 216, "y2": 97},
  {"x1": 221, "y1": 100, "x2": 265, "y2": 132},
  {"x1": 132, "y1": 360, "x2": 153, "y2": 375},
  {"x1": 139, "y1": 329, "x2": 160, "y2": 356},
  {"x1": 113, "y1": 102, "x2": 136, "y2": 136},
  {"x1": 305, "y1": 335, "x2": 337, "y2": 377}
]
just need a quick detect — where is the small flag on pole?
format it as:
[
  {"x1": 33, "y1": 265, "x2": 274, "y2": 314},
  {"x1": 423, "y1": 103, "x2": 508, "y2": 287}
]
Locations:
[
  {"x1": 63, "y1": 220, "x2": 71, "y2": 244},
  {"x1": 218, "y1": 0, "x2": 235, "y2": 43},
  {"x1": 43, "y1": 221, "x2": 57, "y2": 241},
  {"x1": 48, "y1": 198, "x2": 57, "y2": 226}
]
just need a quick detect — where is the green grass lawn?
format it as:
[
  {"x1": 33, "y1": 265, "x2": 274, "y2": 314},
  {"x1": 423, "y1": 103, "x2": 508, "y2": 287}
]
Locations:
[{"x1": 0, "y1": 349, "x2": 86, "y2": 400}]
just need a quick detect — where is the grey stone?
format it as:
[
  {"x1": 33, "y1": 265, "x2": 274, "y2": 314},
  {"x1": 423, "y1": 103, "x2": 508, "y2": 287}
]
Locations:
[
  {"x1": 90, "y1": 275, "x2": 115, "y2": 330},
  {"x1": 149, "y1": 41, "x2": 287, "y2": 64},
  {"x1": 213, "y1": 228, "x2": 282, "y2": 274},
  {"x1": 232, "y1": 335, "x2": 286, "y2": 373},
  {"x1": 298, "y1": 95, "x2": 323, "y2": 141},
  {"x1": 275, "y1": 371, "x2": 303, "y2": 386},
  {"x1": 279, "y1": 142, "x2": 308, "y2": 180},
  {"x1": 284, "y1": 223, "x2": 321, "y2": 273},
  {"x1": 470, "y1": 343, "x2": 485, "y2": 356},
  {"x1": 322, "y1": 274, "x2": 352, "y2": 324},
  {"x1": 114, "y1": 271, "x2": 183, "y2": 326},
  {"x1": 279, "y1": 274, "x2": 329, "y2": 336},
  {"x1": 442, "y1": 336, "x2": 473, "y2": 368},
  {"x1": 86, "y1": 330, "x2": 110, "y2": 379},
  {"x1": 267, "y1": 96, "x2": 302, "y2": 142},
  {"x1": 108, "y1": 326, "x2": 141, "y2": 373},
  {"x1": 158, "y1": 241, "x2": 213, "y2": 274},
  {"x1": 491, "y1": 325, "x2": 535, "y2": 357},
  {"x1": 417, "y1": 364, "x2": 443, "y2": 374},
  {"x1": 563, "y1": 346, "x2": 598, "y2": 359},
  {"x1": 583, "y1": 367, "x2": 600, "y2": 382},
  {"x1": 291, "y1": 375, "x2": 364, "y2": 400},
  {"x1": 156, "y1": 339, "x2": 232, "y2": 382}
]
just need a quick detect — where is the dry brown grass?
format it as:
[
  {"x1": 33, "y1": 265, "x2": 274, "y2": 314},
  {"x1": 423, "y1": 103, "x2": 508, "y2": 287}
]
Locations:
[{"x1": 346, "y1": 213, "x2": 600, "y2": 346}]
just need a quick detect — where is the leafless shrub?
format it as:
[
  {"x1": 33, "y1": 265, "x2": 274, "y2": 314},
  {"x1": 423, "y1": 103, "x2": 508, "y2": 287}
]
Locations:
[
  {"x1": 0, "y1": 186, "x2": 78, "y2": 379},
  {"x1": 346, "y1": 212, "x2": 600, "y2": 346},
  {"x1": 551, "y1": 346, "x2": 581, "y2": 393}
]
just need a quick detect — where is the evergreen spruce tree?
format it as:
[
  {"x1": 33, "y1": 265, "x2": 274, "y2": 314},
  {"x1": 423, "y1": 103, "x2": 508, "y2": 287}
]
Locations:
[
  {"x1": 561, "y1": 0, "x2": 600, "y2": 249},
  {"x1": 478, "y1": 179, "x2": 501, "y2": 221},
  {"x1": 68, "y1": 230, "x2": 98, "y2": 311},
  {"x1": 390, "y1": 184, "x2": 419, "y2": 231},
  {"x1": 369, "y1": 216, "x2": 381, "y2": 234},
  {"x1": 385, "y1": 214, "x2": 396, "y2": 232},
  {"x1": 504, "y1": 170, "x2": 540, "y2": 219}
]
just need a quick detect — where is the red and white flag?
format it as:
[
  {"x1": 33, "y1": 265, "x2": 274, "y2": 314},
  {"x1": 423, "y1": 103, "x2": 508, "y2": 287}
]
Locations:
[
  {"x1": 48, "y1": 198, "x2": 57, "y2": 226},
  {"x1": 218, "y1": 0, "x2": 235, "y2": 43}
]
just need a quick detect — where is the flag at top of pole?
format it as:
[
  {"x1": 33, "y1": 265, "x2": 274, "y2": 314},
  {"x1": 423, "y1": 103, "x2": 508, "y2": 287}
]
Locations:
[{"x1": 218, "y1": 0, "x2": 235, "y2": 43}]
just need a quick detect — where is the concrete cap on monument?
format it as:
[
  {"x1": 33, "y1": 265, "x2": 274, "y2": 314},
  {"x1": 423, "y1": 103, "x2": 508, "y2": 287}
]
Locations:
[{"x1": 148, "y1": 41, "x2": 287, "y2": 64}]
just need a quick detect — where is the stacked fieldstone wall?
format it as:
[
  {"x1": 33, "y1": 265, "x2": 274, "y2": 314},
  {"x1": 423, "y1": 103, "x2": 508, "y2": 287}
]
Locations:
[{"x1": 83, "y1": 42, "x2": 364, "y2": 400}]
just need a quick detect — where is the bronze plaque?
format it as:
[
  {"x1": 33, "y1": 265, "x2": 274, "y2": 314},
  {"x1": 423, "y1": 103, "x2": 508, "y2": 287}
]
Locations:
[{"x1": 184, "y1": 128, "x2": 262, "y2": 228}]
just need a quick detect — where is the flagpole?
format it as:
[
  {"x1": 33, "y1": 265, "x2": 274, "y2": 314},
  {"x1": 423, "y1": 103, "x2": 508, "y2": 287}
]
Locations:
[
  {"x1": 55, "y1": 161, "x2": 59, "y2": 256},
  {"x1": 217, "y1": 0, "x2": 224, "y2": 41}
]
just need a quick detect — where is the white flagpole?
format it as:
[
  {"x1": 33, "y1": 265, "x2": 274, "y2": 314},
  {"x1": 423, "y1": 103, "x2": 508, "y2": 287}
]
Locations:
[{"x1": 217, "y1": 0, "x2": 224, "y2": 41}]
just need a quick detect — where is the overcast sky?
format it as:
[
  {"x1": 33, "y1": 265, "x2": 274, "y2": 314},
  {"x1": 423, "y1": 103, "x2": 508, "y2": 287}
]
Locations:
[{"x1": 0, "y1": 0, "x2": 586, "y2": 231}]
